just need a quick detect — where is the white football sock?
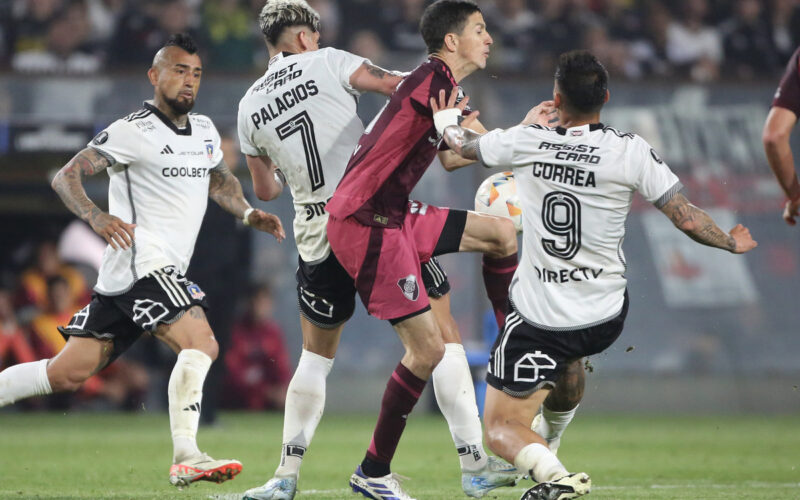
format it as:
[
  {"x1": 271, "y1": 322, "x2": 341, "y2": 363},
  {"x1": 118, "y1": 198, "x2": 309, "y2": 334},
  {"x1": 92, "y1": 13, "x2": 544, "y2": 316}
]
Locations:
[
  {"x1": 168, "y1": 349, "x2": 211, "y2": 463},
  {"x1": 274, "y1": 349, "x2": 334, "y2": 478},
  {"x1": 0, "y1": 359, "x2": 52, "y2": 407},
  {"x1": 514, "y1": 442, "x2": 568, "y2": 483},
  {"x1": 432, "y1": 343, "x2": 488, "y2": 472},
  {"x1": 534, "y1": 404, "x2": 578, "y2": 450}
]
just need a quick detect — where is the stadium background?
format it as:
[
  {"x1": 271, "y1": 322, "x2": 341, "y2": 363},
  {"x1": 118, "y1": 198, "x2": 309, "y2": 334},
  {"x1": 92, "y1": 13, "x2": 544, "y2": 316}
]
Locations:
[{"x1": 0, "y1": 0, "x2": 799, "y2": 421}]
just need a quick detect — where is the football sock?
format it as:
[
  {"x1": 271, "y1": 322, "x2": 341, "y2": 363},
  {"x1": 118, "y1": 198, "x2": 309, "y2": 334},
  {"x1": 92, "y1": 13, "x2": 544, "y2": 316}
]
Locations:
[
  {"x1": 432, "y1": 343, "x2": 487, "y2": 472},
  {"x1": 0, "y1": 359, "x2": 52, "y2": 407},
  {"x1": 535, "y1": 404, "x2": 578, "y2": 451},
  {"x1": 362, "y1": 362, "x2": 426, "y2": 477},
  {"x1": 274, "y1": 349, "x2": 334, "y2": 478},
  {"x1": 482, "y1": 253, "x2": 518, "y2": 328},
  {"x1": 514, "y1": 442, "x2": 568, "y2": 483},
  {"x1": 168, "y1": 349, "x2": 211, "y2": 463}
]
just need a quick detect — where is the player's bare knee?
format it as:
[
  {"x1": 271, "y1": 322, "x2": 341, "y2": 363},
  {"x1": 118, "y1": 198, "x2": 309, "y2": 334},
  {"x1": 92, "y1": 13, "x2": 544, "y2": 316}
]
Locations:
[{"x1": 179, "y1": 331, "x2": 218, "y2": 361}]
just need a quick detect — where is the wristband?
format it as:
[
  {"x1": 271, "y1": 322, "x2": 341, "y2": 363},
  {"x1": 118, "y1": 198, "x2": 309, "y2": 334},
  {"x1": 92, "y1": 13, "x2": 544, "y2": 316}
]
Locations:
[
  {"x1": 433, "y1": 108, "x2": 462, "y2": 136},
  {"x1": 242, "y1": 207, "x2": 255, "y2": 226}
]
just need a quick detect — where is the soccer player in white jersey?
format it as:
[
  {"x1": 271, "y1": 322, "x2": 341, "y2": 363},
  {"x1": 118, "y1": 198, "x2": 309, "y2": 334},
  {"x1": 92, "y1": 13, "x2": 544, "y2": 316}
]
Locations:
[
  {"x1": 0, "y1": 34, "x2": 285, "y2": 489},
  {"x1": 435, "y1": 51, "x2": 757, "y2": 499},
  {"x1": 237, "y1": 2, "x2": 519, "y2": 499}
]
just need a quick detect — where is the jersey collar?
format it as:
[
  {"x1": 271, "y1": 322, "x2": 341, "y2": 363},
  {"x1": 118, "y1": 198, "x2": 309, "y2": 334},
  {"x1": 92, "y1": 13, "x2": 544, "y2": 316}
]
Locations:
[
  {"x1": 269, "y1": 51, "x2": 297, "y2": 66},
  {"x1": 143, "y1": 101, "x2": 192, "y2": 136},
  {"x1": 554, "y1": 122, "x2": 604, "y2": 135}
]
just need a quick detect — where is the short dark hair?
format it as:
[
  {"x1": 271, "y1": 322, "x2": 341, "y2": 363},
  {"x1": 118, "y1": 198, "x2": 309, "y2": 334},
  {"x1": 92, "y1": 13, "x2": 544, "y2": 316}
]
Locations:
[
  {"x1": 419, "y1": 0, "x2": 481, "y2": 54},
  {"x1": 259, "y1": 0, "x2": 320, "y2": 47},
  {"x1": 164, "y1": 33, "x2": 198, "y2": 55},
  {"x1": 554, "y1": 51, "x2": 609, "y2": 115}
]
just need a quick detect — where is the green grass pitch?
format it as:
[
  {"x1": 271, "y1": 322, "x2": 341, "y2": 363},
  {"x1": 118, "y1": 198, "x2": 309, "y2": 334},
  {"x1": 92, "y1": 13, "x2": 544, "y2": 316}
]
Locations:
[{"x1": 1, "y1": 411, "x2": 798, "y2": 499}]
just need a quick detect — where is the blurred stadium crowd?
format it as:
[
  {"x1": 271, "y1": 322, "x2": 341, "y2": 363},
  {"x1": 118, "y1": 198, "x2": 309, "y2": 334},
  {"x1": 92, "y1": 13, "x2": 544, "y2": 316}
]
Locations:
[{"x1": 1, "y1": 0, "x2": 799, "y2": 81}]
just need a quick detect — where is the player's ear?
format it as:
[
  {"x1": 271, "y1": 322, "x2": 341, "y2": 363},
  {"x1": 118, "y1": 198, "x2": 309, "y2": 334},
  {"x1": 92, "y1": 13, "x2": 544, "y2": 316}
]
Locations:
[
  {"x1": 553, "y1": 92, "x2": 562, "y2": 109},
  {"x1": 443, "y1": 33, "x2": 458, "y2": 53},
  {"x1": 147, "y1": 66, "x2": 159, "y2": 86},
  {"x1": 604, "y1": 89, "x2": 610, "y2": 104}
]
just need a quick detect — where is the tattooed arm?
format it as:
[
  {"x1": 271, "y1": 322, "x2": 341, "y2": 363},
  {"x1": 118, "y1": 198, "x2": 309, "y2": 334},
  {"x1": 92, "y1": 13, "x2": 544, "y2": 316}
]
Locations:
[
  {"x1": 208, "y1": 162, "x2": 252, "y2": 219},
  {"x1": 208, "y1": 162, "x2": 285, "y2": 241},
  {"x1": 349, "y1": 62, "x2": 405, "y2": 96},
  {"x1": 659, "y1": 193, "x2": 757, "y2": 253},
  {"x1": 51, "y1": 147, "x2": 136, "y2": 250}
]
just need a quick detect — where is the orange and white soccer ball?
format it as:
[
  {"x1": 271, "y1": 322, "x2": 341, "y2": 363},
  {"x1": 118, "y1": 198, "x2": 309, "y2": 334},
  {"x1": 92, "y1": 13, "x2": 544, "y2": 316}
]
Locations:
[{"x1": 474, "y1": 171, "x2": 522, "y2": 232}]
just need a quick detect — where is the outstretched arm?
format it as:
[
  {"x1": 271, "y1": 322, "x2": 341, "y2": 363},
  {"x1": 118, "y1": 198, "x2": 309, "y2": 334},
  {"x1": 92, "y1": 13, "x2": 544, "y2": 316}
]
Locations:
[
  {"x1": 659, "y1": 193, "x2": 757, "y2": 253},
  {"x1": 762, "y1": 106, "x2": 800, "y2": 225},
  {"x1": 349, "y1": 62, "x2": 405, "y2": 96},
  {"x1": 209, "y1": 162, "x2": 285, "y2": 241},
  {"x1": 51, "y1": 147, "x2": 136, "y2": 250}
]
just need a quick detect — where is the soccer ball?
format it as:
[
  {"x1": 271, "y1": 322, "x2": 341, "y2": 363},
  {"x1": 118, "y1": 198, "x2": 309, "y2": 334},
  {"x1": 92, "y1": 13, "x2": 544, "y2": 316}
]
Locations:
[{"x1": 474, "y1": 171, "x2": 522, "y2": 232}]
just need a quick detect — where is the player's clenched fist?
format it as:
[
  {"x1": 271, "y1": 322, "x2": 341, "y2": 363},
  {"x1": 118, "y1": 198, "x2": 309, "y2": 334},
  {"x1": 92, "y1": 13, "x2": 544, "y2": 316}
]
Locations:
[
  {"x1": 90, "y1": 211, "x2": 136, "y2": 250},
  {"x1": 729, "y1": 224, "x2": 757, "y2": 253},
  {"x1": 246, "y1": 209, "x2": 285, "y2": 242}
]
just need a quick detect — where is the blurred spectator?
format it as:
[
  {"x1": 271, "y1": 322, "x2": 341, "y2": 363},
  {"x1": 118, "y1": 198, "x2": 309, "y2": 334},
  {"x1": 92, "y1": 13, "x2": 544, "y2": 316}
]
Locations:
[
  {"x1": 309, "y1": 0, "x2": 342, "y2": 47},
  {"x1": 28, "y1": 276, "x2": 80, "y2": 357},
  {"x1": 85, "y1": 0, "x2": 126, "y2": 46},
  {"x1": 665, "y1": 0, "x2": 723, "y2": 81},
  {"x1": 532, "y1": 0, "x2": 598, "y2": 76},
  {"x1": 110, "y1": 0, "x2": 202, "y2": 68},
  {"x1": 57, "y1": 220, "x2": 106, "y2": 287},
  {"x1": 768, "y1": 0, "x2": 800, "y2": 64},
  {"x1": 720, "y1": 0, "x2": 780, "y2": 79},
  {"x1": 619, "y1": 1, "x2": 673, "y2": 79},
  {"x1": 581, "y1": 23, "x2": 631, "y2": 78},
  {"x1": 17, "y1": 240, "x2": 89, "y2": 317},
  {"x1": 347, "y1": 30, "x2": 389, "y2": 67},
  {"x1": 223, "y1": 284, "x2": 290, "y2": 410},
  {"x1": 376, "y1": 0, "x2": 429, "y2": 54},
  {"x1": 0, "y1": 287, "x2": 36, "y2": 370},
  {"x1": 12, "y1": 1, "x2": 101, "y2": 74},
  {"x1": 8, "y1": 0, "x2": 63, "y2": 58},
  {"x1": 203, "y1": 0, "x2": 254, "y2": 71},
  {"x1": 483, "y1": 0, "x2": 538, "y2": 73}
]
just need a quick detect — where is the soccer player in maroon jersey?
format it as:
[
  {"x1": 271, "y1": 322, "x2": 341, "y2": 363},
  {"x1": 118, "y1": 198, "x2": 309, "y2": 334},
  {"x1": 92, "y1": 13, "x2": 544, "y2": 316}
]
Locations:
[
  {"x1": 325, "y1": 1, "x2": 519, "y2": 498},
  {"x1": 764, "y1": 45, "x2": 800, "y2": 225}
]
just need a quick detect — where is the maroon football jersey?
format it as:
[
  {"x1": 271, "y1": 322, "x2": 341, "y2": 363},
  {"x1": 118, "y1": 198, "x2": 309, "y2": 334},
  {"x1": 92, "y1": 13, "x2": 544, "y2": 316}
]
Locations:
[
  {"x1": 772, "y1": 46, "x2": 800, "y2": 117},
  {"x1": 326, "y1": 57, "x2": 459, "y2": 228}
]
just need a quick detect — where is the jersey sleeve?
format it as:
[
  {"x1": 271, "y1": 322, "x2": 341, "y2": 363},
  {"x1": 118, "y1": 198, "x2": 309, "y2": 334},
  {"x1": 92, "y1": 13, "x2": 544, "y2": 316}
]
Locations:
[
  {"x1": 772, "y1": 48, "x2": 800, "y2": 117},
  {"x1": 631, "y1": 136, "x2": 682, "y2": 208},
  {"x1": 87, "y1": 119, "x2": 139, "y2": 165},
  {"x1": 477, "y1": 126, "x2": 527, "y2": 168},
  {"x1": 237, "y1": 97, "x2": 264, "y2": 157},
  {"x1": 323, "y1": 47, "x2": 370, "y2": 96}
]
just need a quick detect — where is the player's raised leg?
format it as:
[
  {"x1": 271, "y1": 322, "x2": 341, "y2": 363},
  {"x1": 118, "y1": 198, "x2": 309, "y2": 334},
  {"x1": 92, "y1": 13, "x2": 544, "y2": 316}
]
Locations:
[
  {"x1": 0, "y1": 335, "x2": 110, "y2": 407},
  {"x1": 428, "y1": 288, "x2": 521, "y2": 498},
  {"x1": 458, "y1": 212, "x2": 518, "y2": 328},
  {"x1": 155, "y1": 306, "x2": 242, "y2": 488}
]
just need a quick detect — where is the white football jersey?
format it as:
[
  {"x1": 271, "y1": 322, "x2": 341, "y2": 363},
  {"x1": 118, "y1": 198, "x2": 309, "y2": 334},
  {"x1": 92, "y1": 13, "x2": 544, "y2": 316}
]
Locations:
[
  {"x1": 478, "y1": 123, "x2": 681, "y2": 329},
  {"x1": 238, "y1": 48, "x2": 367, "y2": 263},
  {"x1": 88, "y1": 102, "x2": 224, "y2": 295}
]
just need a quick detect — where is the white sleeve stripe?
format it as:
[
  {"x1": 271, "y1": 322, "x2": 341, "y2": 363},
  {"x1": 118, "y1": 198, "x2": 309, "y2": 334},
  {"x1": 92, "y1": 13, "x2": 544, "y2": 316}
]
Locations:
[{"x1": 654, "y1": 181, "x2": 683, "y2": 209}]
